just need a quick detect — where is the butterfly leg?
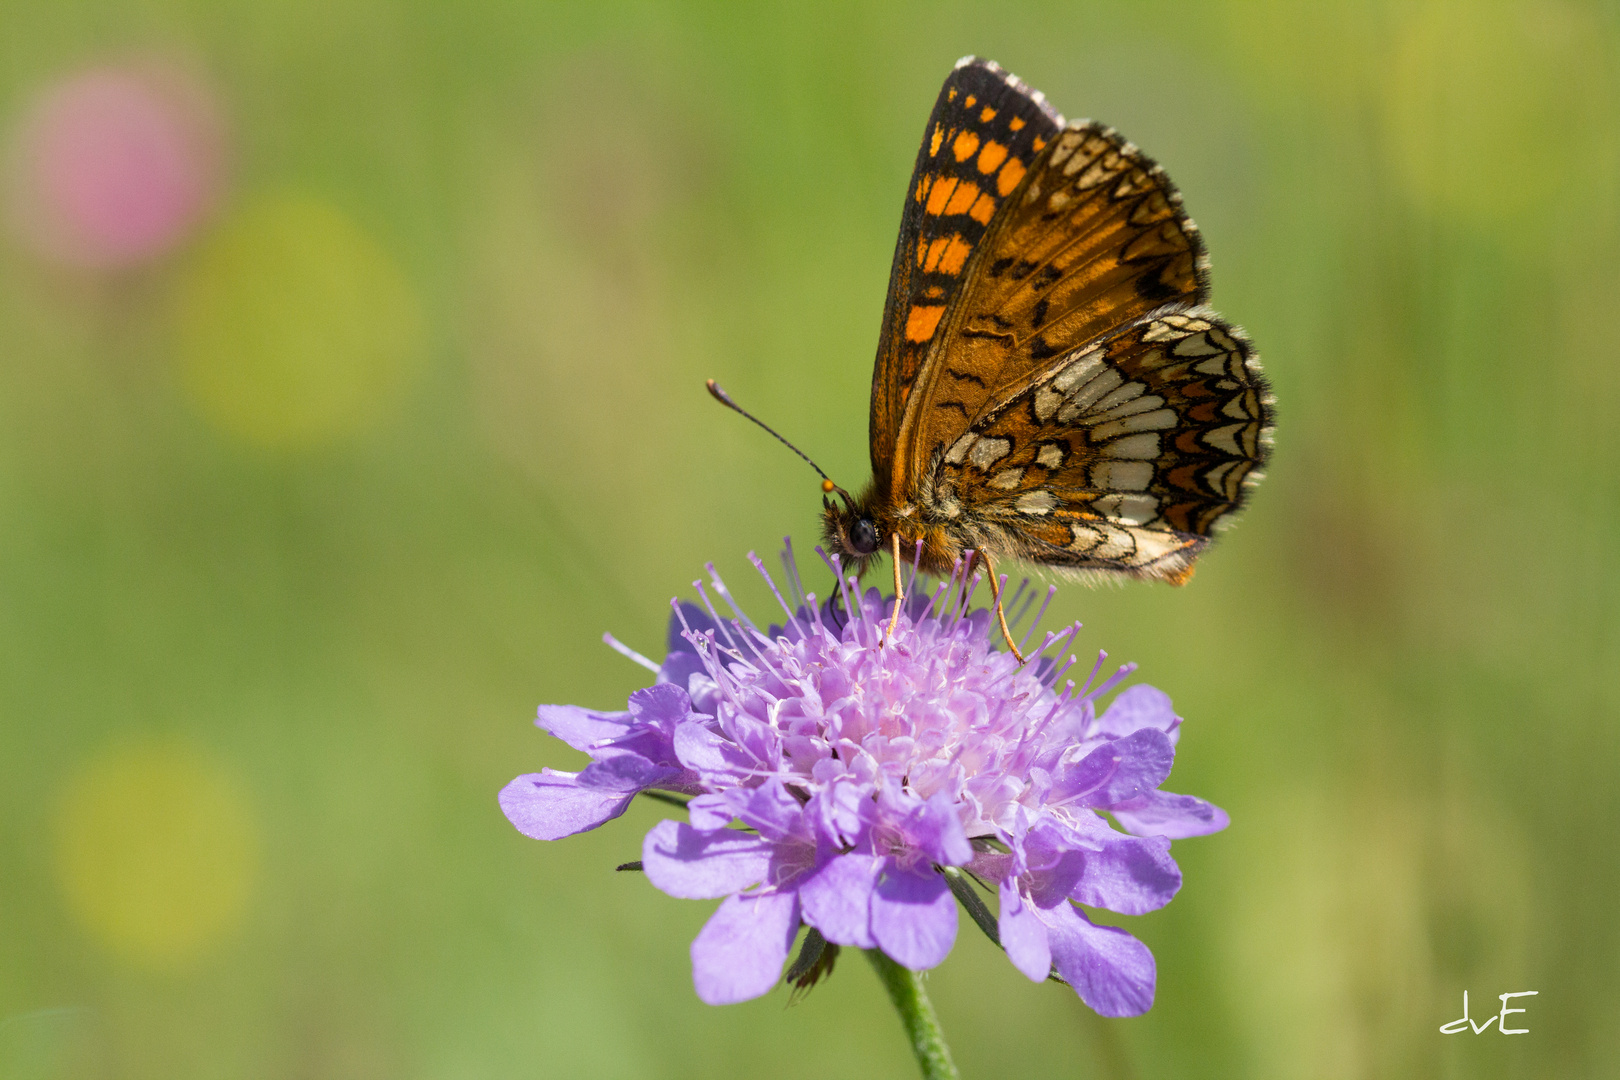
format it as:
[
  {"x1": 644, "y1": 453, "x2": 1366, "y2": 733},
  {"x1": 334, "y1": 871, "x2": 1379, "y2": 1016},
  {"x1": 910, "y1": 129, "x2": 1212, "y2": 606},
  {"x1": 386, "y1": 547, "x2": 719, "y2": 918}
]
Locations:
[
  {"x1": 884, "y1": 532, "x2": 905, "y2": 645},
  {"x1": 975, "y1": 550, "x2": 1027, "y2": 665}
]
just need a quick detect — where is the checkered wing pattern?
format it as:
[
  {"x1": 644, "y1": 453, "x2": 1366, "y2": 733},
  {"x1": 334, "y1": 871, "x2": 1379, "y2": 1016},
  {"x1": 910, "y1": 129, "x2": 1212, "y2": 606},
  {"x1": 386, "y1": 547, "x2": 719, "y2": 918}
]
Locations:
[
  {"x1": 935, "y1": 309, "x2": 1271, "y2": 582},
  {"x1": 868, "y1": 57, "x2": 1063, "y2": 489}
]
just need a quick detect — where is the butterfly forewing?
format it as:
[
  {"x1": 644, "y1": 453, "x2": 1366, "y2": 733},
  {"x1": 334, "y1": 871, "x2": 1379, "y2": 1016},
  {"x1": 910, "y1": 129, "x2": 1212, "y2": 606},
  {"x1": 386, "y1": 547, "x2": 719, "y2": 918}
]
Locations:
[
  {"x1": 900, "y1": 120, "x2": 1214, "y2": 487},
  {"x1": 869, "y1": 58, "x2": 1063, "y2": 490}
]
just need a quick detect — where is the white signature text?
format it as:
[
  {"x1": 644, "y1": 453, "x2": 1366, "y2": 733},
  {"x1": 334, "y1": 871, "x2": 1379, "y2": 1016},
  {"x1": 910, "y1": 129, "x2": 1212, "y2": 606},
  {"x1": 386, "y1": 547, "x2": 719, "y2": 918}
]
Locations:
[{"x1": 1439, "y1": 991, "x2": 1537, "y2": 1034}]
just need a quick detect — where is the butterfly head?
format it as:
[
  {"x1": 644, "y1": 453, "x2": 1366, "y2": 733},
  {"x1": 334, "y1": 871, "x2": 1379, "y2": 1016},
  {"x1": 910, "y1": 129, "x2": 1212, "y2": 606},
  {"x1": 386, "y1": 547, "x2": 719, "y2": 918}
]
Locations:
[{"x1": 821, "y1": 480, "x2": 885, "y2": 575}]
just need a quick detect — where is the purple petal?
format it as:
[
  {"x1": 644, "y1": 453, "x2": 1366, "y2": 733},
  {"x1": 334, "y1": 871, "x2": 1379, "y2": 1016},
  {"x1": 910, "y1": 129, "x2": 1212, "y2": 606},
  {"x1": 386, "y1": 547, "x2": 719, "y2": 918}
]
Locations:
[
  {"x1": 1094, "y1": 728, "x2": 1175, "y2": 804},
  {"x1": 690, "y1": 891, "x2": 799, "y2": 1005},
  {"x1": 1071, "y1": 837, "x2": 1181, "y2": 915},
  {"x1": 642, "y1": 820, "x2": 774, "y2": 899},
  {"x1": 716, "y1": 708, "x2": 781, "y2": 774},
  {"x1": 874, "y1": 785, "x2": 972, "y2": 867},
  {"x1": 577, "y1": 752, "x2": 680, "y2": 791},
  {"x1": 1055, "y1": 728, "x2": 1175, "y2": 807},
  {"x1": 657, "y1": 651, "x2": 705, "y2": 695},
  {"x1": 808, "y1": 778, "x2": 873, "y2": 852},
  {"x1": 535, "y1": 705, "x2": 629, "y2": 752},
  {"x1": 1019, "y1": 820, "x2": 1090, "y2": 906},
  {"x1": 999, "y1": 879, "x2": 1052, "y2": 982},
  {"x1": 798, "y1": 852, "x2": 880, "y2": 948},
  {"x1": 673, "y1": 720, "x2": 756, "y2": 782},
  {"x1": 686, "y1": 792, "x2": 741, "y2": 831},
  {"x1": 1094, "y1": 684, "x2": 1181, "y2": 743},
  {"x1": 499, "y1": 771, "x2": 635, "y2": 841},
  {"x1": 870, "y1": 863, "x2": 957, "y2": 970},
  {"x1": 627, "y1": 683, "x2": 691, "y2": 734},
  {"x1": 1023, "y1": 849, "x2": 1090, "y2": 909},
  {"x1": 918, "y1": 790, "x2": 974, "y2": 866},
  {"x1": 1046, "y1": 743, "x2": 1116, "y2": 803},
  {"x1": 1110, "y1": 790, "x2": 1230, "y2": 838},
  {"x1": 1039, "y1": 903, "x2": 1156, "y2": 1017},
  {"x1": 735, "y1": 779, "x2": 809, "y2": 843}
]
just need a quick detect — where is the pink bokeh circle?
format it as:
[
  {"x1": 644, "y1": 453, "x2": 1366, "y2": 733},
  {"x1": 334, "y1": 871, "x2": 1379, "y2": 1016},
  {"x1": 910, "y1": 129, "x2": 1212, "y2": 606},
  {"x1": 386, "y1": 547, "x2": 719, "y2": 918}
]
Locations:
[{"x1": 6, "y1": 64, "x2": 224, "y2": 268}]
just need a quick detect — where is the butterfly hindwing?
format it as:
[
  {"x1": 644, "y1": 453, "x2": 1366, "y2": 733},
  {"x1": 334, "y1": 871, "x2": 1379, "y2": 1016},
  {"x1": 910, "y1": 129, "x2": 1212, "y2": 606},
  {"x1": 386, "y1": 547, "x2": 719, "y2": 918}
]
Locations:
[
  {"x1": 869, "y1": 58, "x2": 1063, "y2": 491},
  {"x1": 934, "y1": 308, "x2": 1273, "y2": 580}
]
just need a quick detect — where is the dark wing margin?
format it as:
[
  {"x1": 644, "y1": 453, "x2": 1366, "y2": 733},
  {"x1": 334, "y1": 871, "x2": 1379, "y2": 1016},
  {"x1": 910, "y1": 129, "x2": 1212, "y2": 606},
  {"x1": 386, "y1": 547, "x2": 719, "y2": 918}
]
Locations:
[{"x1": 867, "y1": 57, "x2": 1064, "y2": 492}]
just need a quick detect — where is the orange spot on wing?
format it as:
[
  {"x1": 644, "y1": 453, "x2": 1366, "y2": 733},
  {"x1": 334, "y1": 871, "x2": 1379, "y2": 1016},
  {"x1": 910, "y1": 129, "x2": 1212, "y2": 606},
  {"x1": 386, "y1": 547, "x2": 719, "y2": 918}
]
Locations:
[
  {"x1": 964, "y1": 95, "x2": 976, "y2": 108},
  {"x1": 922, "y1": 234, "x2": 972, "y2": 274},
  {"x1": 929, "y1": 124, "x2": 944, "y2": 157},
  {"x1": 943, "y1": 180, "x2": 981, "y2": 215},
  {"x1": 996, "y1": 157, "x2": 1027, "y2": 196},
  {"x1": 979, "y1": 106, "x2": 996, "y2": 122},
  {"x1": 1009, "y1": 116, "x2": 1026, "y2": 131},
  {"x1": 952, "y1": 130, "x2": 980, "y2": 162},
  {"x1": 904, "y1": 304, "x2": 946, "y2": 342},
  {"x1": 948, "y1": 87, "x2": 958, "y2": 102},
  {"x1": 969, "y1": 192, "x2": 996, "y2": 224},
  {"x1": 977, "y1": 140, "x2": 1009, "y2": 174},
  {"x1": 917, "y1": 236, "x2": 929, "y2": 266},
  {"x1": 1032, "y1": 136, "x2": 1047, "y2": 151},
  {"x1": 925, "y1": 178, "x2": 957, "y2": 215},
  {"x1": 937, "y1": 234, "x2": 973, "y2": 275},
  {"x1": 923, "y1": 285, "x2": 944, "y2": 298},
  {"x1": 914, "y1": 175, "x2": 934, "y2": 203}
]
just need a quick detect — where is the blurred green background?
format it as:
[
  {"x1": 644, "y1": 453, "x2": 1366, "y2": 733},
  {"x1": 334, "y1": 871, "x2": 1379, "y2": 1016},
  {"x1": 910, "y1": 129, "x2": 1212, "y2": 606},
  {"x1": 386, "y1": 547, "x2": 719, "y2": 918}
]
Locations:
[{"x1": 1, "y1": 0, "x2": 1616, "y2": 1077}]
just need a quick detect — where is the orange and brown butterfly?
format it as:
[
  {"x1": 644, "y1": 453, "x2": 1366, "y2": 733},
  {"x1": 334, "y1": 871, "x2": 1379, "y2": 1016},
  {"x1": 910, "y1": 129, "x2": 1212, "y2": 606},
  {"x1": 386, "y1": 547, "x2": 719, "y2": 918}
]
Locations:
[{"x1": 712, "y1": 57, "x2": 1273, "y2": 660}]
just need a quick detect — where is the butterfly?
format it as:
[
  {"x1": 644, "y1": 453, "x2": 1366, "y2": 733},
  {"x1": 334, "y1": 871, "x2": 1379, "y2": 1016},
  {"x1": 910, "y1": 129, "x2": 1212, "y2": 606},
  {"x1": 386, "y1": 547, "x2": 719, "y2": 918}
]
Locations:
[
  {"x1": 808, "y1": 57, "x2": 1274, "y2": 655},
  {"x1": 712, "y1": 57, "x2": 1273, "y2": 660}
]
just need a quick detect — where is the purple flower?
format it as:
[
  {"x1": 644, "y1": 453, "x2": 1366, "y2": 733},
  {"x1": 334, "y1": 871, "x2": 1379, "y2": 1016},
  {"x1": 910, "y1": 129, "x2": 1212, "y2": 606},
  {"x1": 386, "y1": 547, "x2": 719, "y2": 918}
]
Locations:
[{"x1": 500, "y1": 543, "x2": 1227, "y2": 1015}]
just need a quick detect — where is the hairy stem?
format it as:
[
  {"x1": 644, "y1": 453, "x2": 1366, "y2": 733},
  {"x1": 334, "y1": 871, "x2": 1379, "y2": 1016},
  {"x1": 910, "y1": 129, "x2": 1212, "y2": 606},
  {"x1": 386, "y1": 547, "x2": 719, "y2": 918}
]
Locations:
[{"x1": 863, "y1": 949, "x2": 959, "y2": 1080}]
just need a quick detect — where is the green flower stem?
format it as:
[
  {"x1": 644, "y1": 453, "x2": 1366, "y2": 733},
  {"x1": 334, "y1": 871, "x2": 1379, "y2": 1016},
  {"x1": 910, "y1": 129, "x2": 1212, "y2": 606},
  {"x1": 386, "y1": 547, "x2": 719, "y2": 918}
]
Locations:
[{"x1": 863, "y1": 949, "x2": 959, "y2": 1080}]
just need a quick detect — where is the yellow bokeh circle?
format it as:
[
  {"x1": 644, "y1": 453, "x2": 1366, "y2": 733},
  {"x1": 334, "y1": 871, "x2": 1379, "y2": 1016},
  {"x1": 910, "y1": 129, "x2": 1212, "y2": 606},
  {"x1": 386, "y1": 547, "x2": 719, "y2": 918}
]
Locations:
[
  {"x1": 173, "y1": 192, "x2": 426, "y2": 449},
  {"x1": 52, "y1": 740, "x2": 258, "y2": 969}
]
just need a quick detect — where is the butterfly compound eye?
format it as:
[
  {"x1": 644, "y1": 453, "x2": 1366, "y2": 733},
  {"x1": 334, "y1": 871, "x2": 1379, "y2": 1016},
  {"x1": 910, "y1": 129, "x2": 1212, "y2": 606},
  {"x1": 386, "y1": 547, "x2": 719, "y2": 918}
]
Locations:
[{"x1": 849, "y1": 518, "x2": 880, "y2": 556}]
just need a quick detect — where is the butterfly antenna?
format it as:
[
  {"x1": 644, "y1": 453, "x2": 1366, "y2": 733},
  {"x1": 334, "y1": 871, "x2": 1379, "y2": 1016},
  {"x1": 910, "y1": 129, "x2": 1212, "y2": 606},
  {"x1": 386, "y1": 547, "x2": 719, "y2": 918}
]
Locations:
[{"x1": 706, "y1": 379, "x2": 840, "y2": 497}]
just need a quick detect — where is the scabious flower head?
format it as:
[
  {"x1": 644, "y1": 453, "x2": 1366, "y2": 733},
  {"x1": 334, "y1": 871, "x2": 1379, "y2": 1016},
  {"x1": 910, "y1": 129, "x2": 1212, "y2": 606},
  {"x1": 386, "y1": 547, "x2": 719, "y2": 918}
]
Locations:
[{"x1": 500, "y1": 542, "x2": 1228, "y2": 1015}]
